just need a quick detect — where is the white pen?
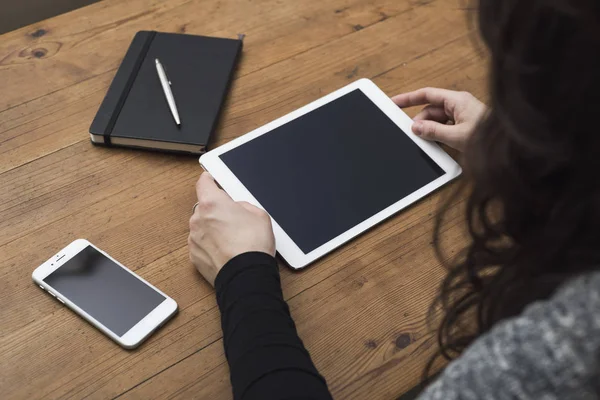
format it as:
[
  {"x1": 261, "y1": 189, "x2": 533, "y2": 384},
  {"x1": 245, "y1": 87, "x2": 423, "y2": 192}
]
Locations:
[{"x1": 155, "y1": 58, "x2": 181, "y2": 126}]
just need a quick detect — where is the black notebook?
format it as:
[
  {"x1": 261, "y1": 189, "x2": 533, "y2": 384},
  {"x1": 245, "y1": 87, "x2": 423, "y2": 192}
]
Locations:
[{"x1": 89, "y1": 31, "x2": 243, "y2": 154}]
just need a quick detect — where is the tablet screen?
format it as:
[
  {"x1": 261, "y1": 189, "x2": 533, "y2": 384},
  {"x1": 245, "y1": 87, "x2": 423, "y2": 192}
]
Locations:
[{"x1": 220, "y1": 89, "x2": 444, "y2": 253}]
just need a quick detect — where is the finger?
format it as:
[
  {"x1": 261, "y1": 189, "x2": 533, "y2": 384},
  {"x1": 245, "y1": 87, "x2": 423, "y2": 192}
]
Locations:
[
  {"x1": 413, "y1": 105, "x2": 449, "y2": 123},
  {"x1": 412, "y1": 120, "x2": 459, "y2": 144},
  {"x1": 195, "y1": 172, "x2": 231, "y2": 203},
  {"x1": 392, "y1": 87, "x2": 462, "y2": 109}
]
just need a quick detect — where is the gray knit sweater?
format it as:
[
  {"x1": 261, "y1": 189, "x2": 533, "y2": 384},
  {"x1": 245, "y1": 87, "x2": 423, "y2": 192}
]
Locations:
[{"x1": 419, "y1": 272, "x2": 600, "y2": 399}]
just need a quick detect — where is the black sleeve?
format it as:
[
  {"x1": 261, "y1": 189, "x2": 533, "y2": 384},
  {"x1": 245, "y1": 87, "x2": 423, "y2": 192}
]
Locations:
[{"x1": 215, "y1": 252, "x2": 333, "y2": 400}]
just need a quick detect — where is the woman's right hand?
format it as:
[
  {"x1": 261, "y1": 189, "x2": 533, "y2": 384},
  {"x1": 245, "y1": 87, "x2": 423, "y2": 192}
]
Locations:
[
  {"x1": 391, "y1": 88, "x2": 487, "y2": 152},
  {"x1": 188, "y1": 173, "x2": 276, "y2": 286}
]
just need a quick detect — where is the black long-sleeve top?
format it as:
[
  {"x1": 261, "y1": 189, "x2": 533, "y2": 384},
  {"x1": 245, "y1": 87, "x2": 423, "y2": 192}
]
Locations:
[{"x1": 215, "y1": 252, "x2": 333, "y2": 400}]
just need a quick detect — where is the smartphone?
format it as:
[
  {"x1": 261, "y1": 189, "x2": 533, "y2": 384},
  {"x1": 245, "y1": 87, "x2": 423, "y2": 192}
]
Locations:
[{"x1": 32, "y1": 239, "x2": 178, "y2": 349}]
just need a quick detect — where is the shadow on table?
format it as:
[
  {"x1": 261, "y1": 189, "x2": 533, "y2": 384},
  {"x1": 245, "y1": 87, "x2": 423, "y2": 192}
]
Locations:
[
  {"x1": 0, "y1": 0, "x2": 100, "y2": 35},
  {"x1": 396, "y1": 370, "x2": 442, "y2": 400},
  {"x1": 397, "y1": 383, "x2": 424, "y2": 400}
]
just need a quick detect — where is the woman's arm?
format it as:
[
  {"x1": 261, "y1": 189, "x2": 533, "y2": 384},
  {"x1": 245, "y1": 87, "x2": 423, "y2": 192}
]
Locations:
[
  {"x1": 216, "y1": 252, "x2": 332, "y2": 400},
  {"x1": 188, "y1": 173, "x2": 332, "y2": 399}
]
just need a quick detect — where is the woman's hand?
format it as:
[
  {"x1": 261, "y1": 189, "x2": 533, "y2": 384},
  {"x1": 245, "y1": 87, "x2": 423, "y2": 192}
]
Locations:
[
  {"x1": 391, "y1": 88, "x2": 487, "y2": 151},
  {"x1": 188, "y1": 173, "x2": 276, "y2": 286}
]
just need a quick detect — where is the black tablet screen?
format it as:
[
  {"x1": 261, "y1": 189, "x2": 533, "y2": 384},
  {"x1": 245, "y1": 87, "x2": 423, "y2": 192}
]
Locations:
[{"x1": 220, "y1": 89, "x2": 444, "y2": 253}]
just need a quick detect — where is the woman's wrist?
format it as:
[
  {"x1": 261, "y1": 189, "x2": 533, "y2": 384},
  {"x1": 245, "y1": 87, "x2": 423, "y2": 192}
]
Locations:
[{"x1": 215, "y1": 252, "x2": 278, "y2": 293}]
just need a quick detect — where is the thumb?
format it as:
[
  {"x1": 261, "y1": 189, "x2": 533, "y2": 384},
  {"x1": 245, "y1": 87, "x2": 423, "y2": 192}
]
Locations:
[
  {"x1": 196, "y1": 172, "x2": 231, "y2": 203},
  {"x1": 412, "y1": 120, "x2": 456, "y2": 143}
]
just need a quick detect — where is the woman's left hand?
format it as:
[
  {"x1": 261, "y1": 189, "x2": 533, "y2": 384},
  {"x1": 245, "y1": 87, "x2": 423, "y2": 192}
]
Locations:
[
  {"x1": 391, "y1": 88, "x2": 487, "y2": 151},
  {"x1": 188, "y1": 173, "x2": 276, "y2": 286}
]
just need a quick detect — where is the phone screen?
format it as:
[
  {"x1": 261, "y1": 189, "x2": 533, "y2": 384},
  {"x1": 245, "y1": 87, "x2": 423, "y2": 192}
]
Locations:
[{"x1": 43, "y1": 245, "x2": 165, "y2": 336}]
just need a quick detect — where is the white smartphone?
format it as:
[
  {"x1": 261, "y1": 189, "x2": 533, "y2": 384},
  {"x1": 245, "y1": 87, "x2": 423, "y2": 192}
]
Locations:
[{"x1": 32, "y1": 239, "x2": 178, "y2": 349}]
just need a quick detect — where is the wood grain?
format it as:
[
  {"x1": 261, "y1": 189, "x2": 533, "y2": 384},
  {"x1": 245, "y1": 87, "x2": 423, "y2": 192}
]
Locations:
[{"x1": 0, "y1": 0, "x2": 486, "y2": 399}]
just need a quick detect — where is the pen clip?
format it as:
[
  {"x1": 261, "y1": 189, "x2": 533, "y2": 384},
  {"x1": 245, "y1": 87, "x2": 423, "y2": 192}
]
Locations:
[{"x1": 161, "y1": 61, "x2": 172, "y2": 86}]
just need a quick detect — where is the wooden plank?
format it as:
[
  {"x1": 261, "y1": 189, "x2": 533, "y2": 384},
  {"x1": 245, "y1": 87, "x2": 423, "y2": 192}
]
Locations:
[
  {"x1": 0, "y1": 0, "x2": 487, "y2": 398},
  {"x1": 0, "y1": 0, "x2": 480, "y2": 332},
  {"x1": 0, "y1": 194, "x2": 467, "y2": 400},
  {"x1": 0, "y1": 0, "x2": 410, "y2": 174},
  {"x1": 1, "y1": 46, "x2": 483, "y2": 400},
  {"x1": 0, "y1": 190, "x2": 462, "y2": 399},
  {"x1": 0, "y1": 2, "x2": 478, "y2": 250},
  {"x1": 118, "y1": 34, "x2": 487, "y2": 400},
  {"x1": 119, "y1": 200, "x2": 468, "y2": 400}
]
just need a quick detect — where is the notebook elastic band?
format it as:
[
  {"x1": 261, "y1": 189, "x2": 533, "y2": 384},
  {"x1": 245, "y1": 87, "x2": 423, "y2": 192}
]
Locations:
[{"x1": 103, "y1": 31, "x2": 156, "y2": 146}]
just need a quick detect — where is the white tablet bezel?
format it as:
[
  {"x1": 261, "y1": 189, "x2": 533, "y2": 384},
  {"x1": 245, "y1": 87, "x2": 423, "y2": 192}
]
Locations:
[
  {"x1": 200, "y1": 78, "x2": 462, "y2": 269},
  {"x1": 32, "y1": 239, "x2": 178, "y2": 349}
]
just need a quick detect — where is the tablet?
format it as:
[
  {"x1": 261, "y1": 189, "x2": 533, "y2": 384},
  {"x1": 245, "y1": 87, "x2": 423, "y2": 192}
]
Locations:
[{"x1": 200, "y1": 79, "x2": 461, "y2": 269}]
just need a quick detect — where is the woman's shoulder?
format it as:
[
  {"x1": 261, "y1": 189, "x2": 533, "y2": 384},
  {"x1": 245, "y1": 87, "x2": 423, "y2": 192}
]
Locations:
[
  {"x1": 522, "y1": 270, "x2": 600, "y2": 338},
  {"x1": 419, "y1": 270, "x2": 600, "y2": 400},
  {"x1": 552, "y1": 269, "x2": 600, "y2": 310}
]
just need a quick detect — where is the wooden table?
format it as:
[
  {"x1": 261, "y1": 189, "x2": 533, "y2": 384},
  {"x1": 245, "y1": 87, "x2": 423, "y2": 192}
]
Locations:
[{"x1": 0, "y1": 0, "x2": 485, "y2": 398}]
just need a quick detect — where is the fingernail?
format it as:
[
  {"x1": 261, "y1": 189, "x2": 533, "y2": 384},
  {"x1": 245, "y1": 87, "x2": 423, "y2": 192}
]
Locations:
[{"x1": 413, "y1": 122, "x2": 423, "y2": 136}]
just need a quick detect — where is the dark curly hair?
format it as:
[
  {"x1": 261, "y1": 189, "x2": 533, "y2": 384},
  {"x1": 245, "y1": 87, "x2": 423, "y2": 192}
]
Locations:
[{"x1": 428, "y1": 0, "x2": 600, "y2": 377}]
